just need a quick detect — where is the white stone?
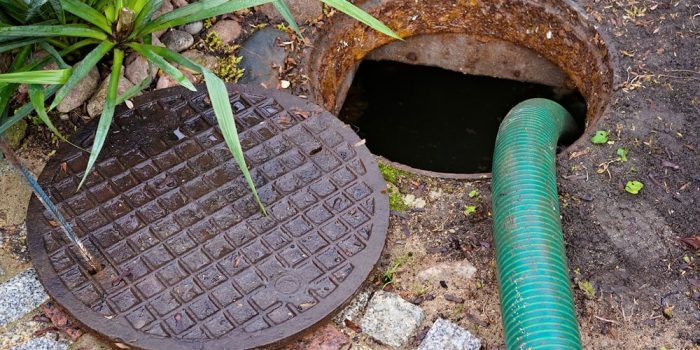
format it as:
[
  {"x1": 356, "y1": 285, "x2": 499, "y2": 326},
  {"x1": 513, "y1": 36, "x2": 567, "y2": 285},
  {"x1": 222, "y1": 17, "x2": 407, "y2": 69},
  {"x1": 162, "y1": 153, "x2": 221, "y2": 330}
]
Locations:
[
  {"x1": 404, "y1": 194, "x2": 426, "y2": 209},
  {"x1": 418, "y1": 318, "x2": 481, "y2": 350},
  {"x1": 0, "y1": 269, "x2": 48, "y2": 327},
  {"x1": 360, "y1": 291, "x2": 425, "y2": 348},
  {"x1": 416, "y1": 260, "x2": 476, "y2": 284}
]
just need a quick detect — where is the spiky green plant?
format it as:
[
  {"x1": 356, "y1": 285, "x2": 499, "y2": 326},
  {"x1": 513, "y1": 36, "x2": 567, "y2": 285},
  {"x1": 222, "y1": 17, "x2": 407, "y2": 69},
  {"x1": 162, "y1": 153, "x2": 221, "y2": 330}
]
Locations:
[{"x1": 0, "y1": 0, "x2": 399, "y2": 211}]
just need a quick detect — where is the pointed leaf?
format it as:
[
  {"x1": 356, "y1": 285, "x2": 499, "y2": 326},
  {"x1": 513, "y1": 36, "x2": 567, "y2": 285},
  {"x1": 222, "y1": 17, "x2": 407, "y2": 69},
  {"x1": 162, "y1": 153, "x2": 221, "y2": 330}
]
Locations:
[
  {"x1": 50, "y1": 40, "x2": 114, "y2": 110},
  {"x1": 128, "y1": 43, "x2": 196, "y2": 91},
  {"x1": 139, "y1": 0, "x2": 273, "y2": 35},
  {"x1": 47, "y1": 0, "x2": 65, "y2": 23},
  {"x1": 0, "y1": 24, "x2": 108, "y2": 40},
  {"x1": 28, "y1": 83, "x2": 66, "y2": 140},
  {"x1": 0, "y1": 85, "x2": 60, "y2": 136},
  {"x1": 131, "y1": 0, "x2": 162, "y2": 35},
  {"x1": 320, "y1": 0, "x2": 400, "y2": 39},
  {"x1": 0, "y1": 38, "x2": 43, "y2": 55},
  {"x1": 38, "y1": 41, "x2": 69, "y2": 68},
  {"x1": 60, "y1": 0, "x2": 112, "y2": 33},
  {"x1": 78, "y1": 48, "x2": 124, "y2": 189},
  {"x1": 273, "y1": 0, "x2": 301, "y2": 37},
  {"x1": 202, "y1": 68, "x2": 265, "y2": 213},
  {"x1": 140, "y1": 44, "x2": 200, "y2": 72},
  {"x1": 0, "y1": 69, "x2": 71, "y2": 84}
]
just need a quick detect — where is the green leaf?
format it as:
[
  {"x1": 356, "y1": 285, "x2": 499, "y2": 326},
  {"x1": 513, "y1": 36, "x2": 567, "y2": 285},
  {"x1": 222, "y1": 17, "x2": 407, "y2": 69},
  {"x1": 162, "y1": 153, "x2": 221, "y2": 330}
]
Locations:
[
  {"x1": 616, "y1": 147, "x2": 628, "y2": 162},
  {"x1": 0, "y1": 69, "x2": 71, "y2": 84},
  {"x1": 0, "y1": 38, "x2": 44, "y2": 54},
  {"x1": 50, "y1": 40, "x2": 115, "y2": 110},
  {"x1": 28, "y1": 83, "x2": 66, "y2": 140},
  {"x1": 464, "y1": 205, "x2": 477, "y2": 215},
  {"x1": 139, "y1": 0, "x2": 273, "y2": 36},
  {"x1": 624, "y1": 180, "x2": 644, "y2": 194},
  {"x1": 468, "y1": 189, "x2": 479, "y2": 198},
  {"x1": 116, "y1": 63, "x2": 153, "y2": 104},
  {"x1": 272, "y1": 0, "x2": 301, "y2": 37},
  {"x1": 60, "y1": 0, "x2": 112, "y2": 33},
  {"x1": 590, "y1": 130, "x2": 609, "y2": 144},
  {"x1": 0, "y1": 84, "x2": 60, "y2": 136},
  {"x1": 202, "y1": 68, "x2": 265, "y2": 214},
  {"x1": 38, "y1": 41, "x2": 69, "y2": 69},
  {"x1": 128, "y1": 43, "x2": 196, "y2": 91},
  {"x1": 131, "y1": 0, "x2": 162, "y2": 34},
  {"x1": 140, "y1": 44, "x2": 200, "y2": 72},
  {"x1": 0, "y1": 24, "x2": 108, "y2": 40},
  {"x1": 47, "y1": 0, "x2": 65, "y2": 23},
  {"x1": 577, "y1": 280, "x2": 596, "y2": 300},
  {"x1": 320, "y1": 0, "x2": 400, "y2": 40},
  {"x1": 78, "y1": 48, "x2": 124, "y2": 189}
]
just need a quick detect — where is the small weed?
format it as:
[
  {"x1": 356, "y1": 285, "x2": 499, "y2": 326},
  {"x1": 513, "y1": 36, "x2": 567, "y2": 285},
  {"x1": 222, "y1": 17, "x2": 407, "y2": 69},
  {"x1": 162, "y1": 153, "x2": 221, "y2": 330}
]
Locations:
[
  {"x1": 616, "y1": 147, "x2": 629, "y2": 162},
  {"x1": 378, "y1": 163, "x2": 409, "y2": 185},
  {"x1": 411, "y1": 283, "x2": 429, "y2": 296},
  {"x1": 577, "y1": 280, "x2": 596, "y2": 299},
  {"x1": 275, "y1": 23, "x2": 292, "y2": 32},
  {"x1": 464, "y1": 205, "x2": 477, "y2": 216},
  {"x1": 468, "y1": 189, "x2": 479, "y2": 198},
  {"x1": 387, "y1": 187, "x2": 408, "y2": 212},
  {"x1": 203, "y1": 17, "x2": 214, "y2": 29},
  {"x1": 382, "y1": 254, "x2": 410, "y2": 287},
  {"x1": 625, "y1": 180, "x2": 644, "y2": 194},
  {"x1": 591, "y1": 130, "x2": 609, "y2": 144},
  {"x1": 453, "y1": 303, "x2": 465, "y2": 316}
]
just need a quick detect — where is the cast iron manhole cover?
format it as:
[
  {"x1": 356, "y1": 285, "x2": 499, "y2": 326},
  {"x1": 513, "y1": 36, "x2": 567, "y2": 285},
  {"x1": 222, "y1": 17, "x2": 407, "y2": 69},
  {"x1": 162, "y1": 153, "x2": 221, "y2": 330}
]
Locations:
[{"x1": 26, "y1": 85, "x2": 388, "y2": 349}]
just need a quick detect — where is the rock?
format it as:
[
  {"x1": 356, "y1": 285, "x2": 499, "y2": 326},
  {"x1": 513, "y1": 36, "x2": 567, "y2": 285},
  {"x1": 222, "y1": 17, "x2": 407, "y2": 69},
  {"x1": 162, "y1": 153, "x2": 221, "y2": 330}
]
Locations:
[
  {"x1": 360, "y1": 291, "x2": 425, "y2": 348},
  {"x1": 156, "y1": 70, "x2": 197, "y2": 90},
  {"x1": 181, "y1": 49, "x2": 219, "y2": 71},
  {"x1": 238, "y1": 28, "x2": 286, "y2": 89},
  {"x1": 3, "y1": 119, "x2": 27, "y2": 149},
  {"x1": 171, "y1": 0, "x2": 188, "y2": 7},
  {"x1": 208, "y1": 20, "x2": 242, "y2": 44},
  {"x1": 180, "y1": 20, "x2": 203, "y2": 35},
  {"x1": 417, "y1": 260, "x2": 476, "y2": 285},
  {"x1": 0, "y1": 269, "x2": 49, "y2": 327},
  {"x1": 124, "y1": 54, "x2": 157, "y2": 86},
  {"x1": 160, "y1": 29, "x2": 194, "y2": 52},
  {"x1": 10, "y1": 334, "x2": 69, "y2": 350},
  {"x1": 404, "y1": 194, "x2": 426, "y2": 209},
  {"x1": 333, "y1": 289, "x2": 371, "y2": 326},
  {"x1": 152, "y1": 0, "x2": 173, "y2": 18},
  {"x1": 418, "y1": 318, "x2": 481, "y2": 350},
  {"x1": 55, "y1": 66, "x2": 99, "y2": 113},
  {"x1": 87, "y1": 71, "x2": 134, "y2": 118},
  {"x1": 259, "y1": 0, "x2": 323, "y2": 23}
]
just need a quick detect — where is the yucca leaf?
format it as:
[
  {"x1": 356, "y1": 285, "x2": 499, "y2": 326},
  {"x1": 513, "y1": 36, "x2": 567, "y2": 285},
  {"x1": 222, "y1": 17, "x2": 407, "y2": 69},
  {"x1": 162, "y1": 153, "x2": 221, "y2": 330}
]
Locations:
[
  {"x1": 0, "y1": 69, "x2": 71, "y2": 84},
  {"x1": 50, "y1": 40, "x2": 114, "y2": 110},
  {"x1": 78, "y1": 48, "x2": 123, "y2": 189},
  {"x1": 0, "y1": 84, "x2": 60, "y2": 136},
  {"x1": 116, "y1": 63, "x2": 152, "y2": 104},
  {"x1": 320, "y1": 0, "x2": 400, "y2": 40},
  {"x1": 104, "y1": 5, "x2": 116, "y2": 23},
  {"x1": 47, "y1": 0, "x2": 65, "y2": 24},
  {"x1": 60, "y1": 0, "x2": 112, "y2": 33},
  {"x1": 0, "y1": 38, "x2": 43, "y2": 54},
  {"x1": 38, "y1": 41, "x2": 69, "y2": 68},
  {"x1": 0, "y1": 46, "x2": 30, "y2": 118},
  {"x1": 130, "y1": 0, "x2": 162, "y2": 36},
  {"x1": 128, "y1": 43, "x2": 196, "y2": 91},
  {"x1": 202, "y1": 68, "x2": 265, "y2": 213},
  {"x1": 139, "y1": 0, "x2": 273, "y2": 36},
  {"x1": 24, "y1": 0, "x2": 48, "y2": 22},
  {"x1": 28, "y1": 84, "x2": 66, "y2": 140},
  {"x1": 0, "y1": 24, "x2": 108, "y2": 40},
  {"x1": 127, "y1": 0, "x2": 148, "y2": 14},
  {"x1": 273, "y1": 0, "x2": 302, "y2": 37}
]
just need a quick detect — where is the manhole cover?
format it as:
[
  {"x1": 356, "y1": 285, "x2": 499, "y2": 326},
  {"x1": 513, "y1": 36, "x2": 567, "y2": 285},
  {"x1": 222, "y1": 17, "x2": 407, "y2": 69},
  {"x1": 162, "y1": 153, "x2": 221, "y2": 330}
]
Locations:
[{"x1": 26, "y1": 85, "x2": 389, "y2": 349}]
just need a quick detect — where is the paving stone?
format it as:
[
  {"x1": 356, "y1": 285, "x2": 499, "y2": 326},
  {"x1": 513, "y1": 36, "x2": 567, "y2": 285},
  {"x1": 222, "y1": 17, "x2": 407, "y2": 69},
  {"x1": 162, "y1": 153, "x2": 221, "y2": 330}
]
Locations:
[
  {"x1": 418, "y1": 318, "x2": 481, "y2": 350},
  {"x1": 416, "y1": 260, "x2": 476, "y2": 285},
  {"x1": 360, "y1": 291, "x2": 425, "y2": 348},
  {"x1": 10, "y1": 334, "x2": 68, "y2": 350},
  {"x1": 333, "y1": 289, "x2": 371, "y2": 326},
  {"x1": 0, "y1": 268, "x2": 48, "y2": 327},
  {"x1": 238, "y1": 28, "x2": 286, "y2": 88}
]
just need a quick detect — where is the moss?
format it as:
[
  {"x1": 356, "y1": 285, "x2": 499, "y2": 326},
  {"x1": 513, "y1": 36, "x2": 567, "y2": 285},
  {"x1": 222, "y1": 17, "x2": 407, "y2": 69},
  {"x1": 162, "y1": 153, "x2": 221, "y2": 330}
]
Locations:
[
  {"x1": 216, "y1": 55, "x2": 245, "y2": 82},
  {"x1": 204, "y1": 31, "x2": 225, "y2": 51},
  {"x1": 378, "y1": 162, "x2": 409, "y2": 185},
  {"x1": 387, "y1": 186, "x2": 408, "y2": 212}
]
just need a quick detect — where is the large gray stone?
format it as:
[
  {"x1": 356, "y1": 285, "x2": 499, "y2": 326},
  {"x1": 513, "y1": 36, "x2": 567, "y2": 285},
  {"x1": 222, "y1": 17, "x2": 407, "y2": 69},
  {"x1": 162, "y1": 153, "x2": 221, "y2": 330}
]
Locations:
[
  {"x1": 124, "y1": 53, "x2": 157, "y2": 86},
  {"x1": 87, "y1": 71, "x2": 134, "y2": 118},
  {"x1": 360, "y1": 291, "x2": 425, "y2": 348},
  {"x1": 56, "y1": 67, "x2": 99, "y2": 113},
  {"x1": 418, "y1": 318, "x2": 481, "y2": 350},
  {"x1": 160, "y1": 29, "x2": 194, "y2": 52},
  {"x1": 208, "y1": 20, "x2": 242, "y2": 44},
  {"x1": 258, "y1": 0, "x2": 323, "y2": 23},
  {"x1": 10, "y1": 334, "x2": 68, "y2": 350},
  {"x1": 0, "y1": 269, "x2": 48, "y2": 327},
  {"x1": 238, "y1": 28, "x2": 287, "y2": 89}
]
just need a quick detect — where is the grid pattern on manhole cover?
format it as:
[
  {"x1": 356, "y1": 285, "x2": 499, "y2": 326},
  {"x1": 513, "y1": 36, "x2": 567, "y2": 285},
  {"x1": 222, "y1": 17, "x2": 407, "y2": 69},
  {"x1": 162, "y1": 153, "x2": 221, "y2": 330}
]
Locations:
[{"x1": 26, "y1": 85, "x2": 389, "y2": 350}]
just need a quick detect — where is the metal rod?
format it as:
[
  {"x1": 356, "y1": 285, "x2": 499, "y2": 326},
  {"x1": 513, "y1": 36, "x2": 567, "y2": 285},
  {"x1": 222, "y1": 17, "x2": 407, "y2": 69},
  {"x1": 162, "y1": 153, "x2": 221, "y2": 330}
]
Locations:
[{"x1": 0, "y1": 138, "x2": 102, "y2": 273}]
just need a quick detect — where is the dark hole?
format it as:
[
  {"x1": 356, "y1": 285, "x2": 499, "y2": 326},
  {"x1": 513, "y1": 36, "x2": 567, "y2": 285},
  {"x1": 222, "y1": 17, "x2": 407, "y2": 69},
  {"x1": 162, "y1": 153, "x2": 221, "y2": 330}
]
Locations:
[{"x1": 339, "y1": 60, "x2": 587, "y2": 174}]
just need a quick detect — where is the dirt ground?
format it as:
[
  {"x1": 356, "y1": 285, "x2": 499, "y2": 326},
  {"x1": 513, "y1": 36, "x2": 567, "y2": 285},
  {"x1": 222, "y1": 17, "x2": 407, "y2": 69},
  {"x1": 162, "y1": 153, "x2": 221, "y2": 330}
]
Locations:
[{"x1": 0, "y1": 0, "x2": 698, "y2": 349}]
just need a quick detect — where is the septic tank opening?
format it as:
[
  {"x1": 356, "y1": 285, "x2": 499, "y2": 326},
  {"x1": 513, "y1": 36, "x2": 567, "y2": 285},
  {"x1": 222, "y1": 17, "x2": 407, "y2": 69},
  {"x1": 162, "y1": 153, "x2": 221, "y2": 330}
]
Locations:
[{"x1": 339, "y1": 60, "x2": 586, "y2": 175}]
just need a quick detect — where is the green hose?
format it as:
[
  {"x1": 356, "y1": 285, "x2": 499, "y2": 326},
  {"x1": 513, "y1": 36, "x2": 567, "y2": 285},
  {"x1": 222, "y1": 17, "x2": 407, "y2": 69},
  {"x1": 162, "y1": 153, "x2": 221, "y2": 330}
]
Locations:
[{"x1": 491, "y1": 98, "x2": 582, "y2": 349}]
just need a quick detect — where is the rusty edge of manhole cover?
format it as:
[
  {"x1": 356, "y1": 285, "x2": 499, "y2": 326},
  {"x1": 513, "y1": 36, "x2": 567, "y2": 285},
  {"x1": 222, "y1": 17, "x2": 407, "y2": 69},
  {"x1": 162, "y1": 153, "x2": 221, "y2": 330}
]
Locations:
[{"x1": 26, "y1": 84, "x2": 389, "y2": 350}]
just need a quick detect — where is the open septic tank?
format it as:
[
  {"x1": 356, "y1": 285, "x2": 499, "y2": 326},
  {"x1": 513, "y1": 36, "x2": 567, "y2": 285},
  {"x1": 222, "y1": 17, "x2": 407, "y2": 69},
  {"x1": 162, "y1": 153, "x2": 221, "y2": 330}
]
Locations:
[{"x1": 24, "y1": 0, "x2": 619, "y2": 349}]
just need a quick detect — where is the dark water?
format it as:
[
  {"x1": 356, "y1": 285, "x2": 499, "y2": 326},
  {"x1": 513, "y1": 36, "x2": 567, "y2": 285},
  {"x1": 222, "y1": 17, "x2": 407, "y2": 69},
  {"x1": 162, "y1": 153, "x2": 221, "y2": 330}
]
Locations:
[{"x1": 339, "y1": 61, "x2": 587, "y2": 174}]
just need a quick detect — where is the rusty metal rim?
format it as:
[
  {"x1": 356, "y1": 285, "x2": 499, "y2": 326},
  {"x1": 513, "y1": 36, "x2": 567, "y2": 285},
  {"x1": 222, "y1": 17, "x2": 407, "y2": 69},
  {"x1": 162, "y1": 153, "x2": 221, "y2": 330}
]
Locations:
[{"x1": 27, "y1": 84, "x2": 390, "y2": 350}]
